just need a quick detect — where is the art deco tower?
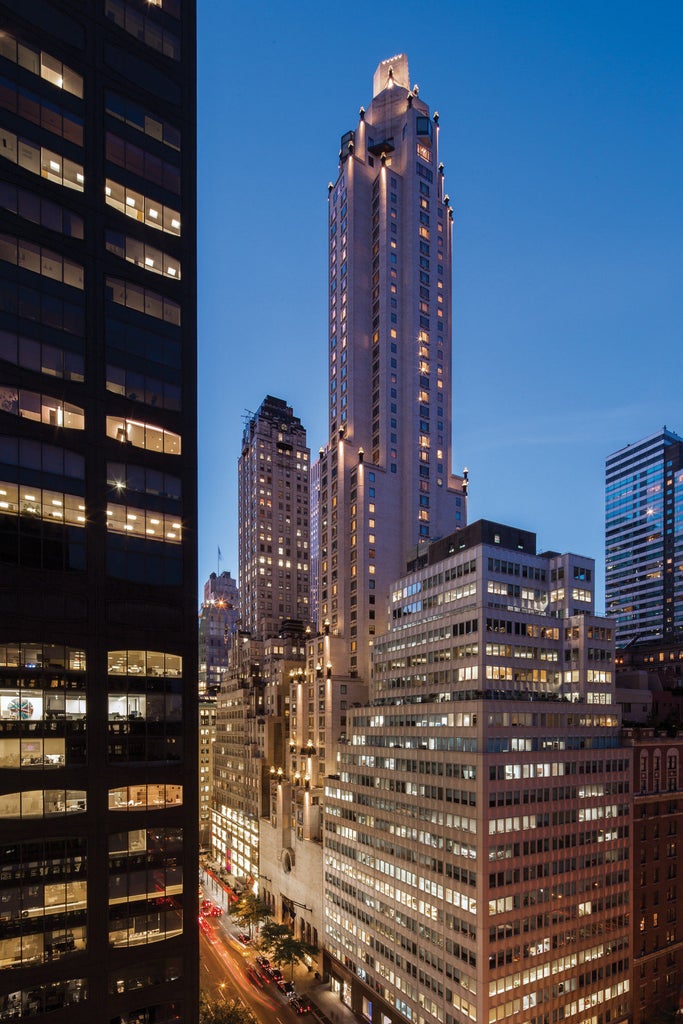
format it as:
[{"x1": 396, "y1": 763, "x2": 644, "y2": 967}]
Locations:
[
  {"x1": 320, "y1": 54, "x2": 467, "y2": 681},
  {"x1": 0, "y1": 2, "x2": 198, "y2": 1021}
]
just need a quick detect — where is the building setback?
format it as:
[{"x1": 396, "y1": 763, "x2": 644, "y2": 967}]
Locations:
[
  {"x1": 0, "y1": 2, "x2": 198, "y2": 1021},
  {"x1": 606, "y1": 427, "x2": 683, "y2": 647},
  {"x1": 324, "y1": 521, "x2": 631, "y2": 1024}
]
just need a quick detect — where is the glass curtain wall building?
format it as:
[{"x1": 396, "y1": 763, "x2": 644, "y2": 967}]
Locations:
[
  {"x1": 606, "y1": 428, "x2": 683, "y2": 647},
  {"x1": 0, "y1": 2, "x2": 198, "y2": 1022}
]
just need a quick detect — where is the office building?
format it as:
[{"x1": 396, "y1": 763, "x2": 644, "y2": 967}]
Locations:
[
  {"x1": 324, "y1": 520, "x2": 631, "y2": 1024},
  {"x1": 319, "y1": 54, "x2": 467, "y2": 682},
  {"x1": 238, "y1": 395, "x2": 311, "y2": 641},
  {"x1": 606, "y1": 427, "x2": 683, "y2": 646},
  {"x1": 198, "y1": 570, "x2": 238, "y2": 695},
  {"x1": 198, "y1": 695, "x2": 216, "y2": 852},
  {"x1": 0, "y1": 2, "x2": 198, "y2": 1021},
  {"x1": 211, "y1": 396, "x2": 311, "y2": 888},
  {"x1": 212, "y1": 623, "x2": 308, "y2": 888},
  {"x1": 622, "y1": 728, "x2": 683, "y2": 1024}
]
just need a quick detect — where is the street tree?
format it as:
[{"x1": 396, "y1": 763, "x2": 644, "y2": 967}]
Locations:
[
  {"x1": 231, "y1": 892, "x2": 270, "y2": 938},
  {"x1": 199, "y1": 994, "x2": 253, "y2": 1024},
  {"x1": 259, "y1": 919, "x2": 315, "y2": 980}
]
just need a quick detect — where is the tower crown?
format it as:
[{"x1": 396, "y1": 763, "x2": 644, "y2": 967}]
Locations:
[{"x1": 372, "y1": 53, "x2": 410, "y2": 97}]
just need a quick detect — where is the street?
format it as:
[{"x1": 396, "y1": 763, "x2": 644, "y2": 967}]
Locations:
[{"x1": 199, "y1": 915, "x2": 304, "y2": 1024}]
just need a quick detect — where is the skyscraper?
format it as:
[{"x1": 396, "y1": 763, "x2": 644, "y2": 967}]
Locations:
[
  {"x1": 211, "y1": 397, "x2": 310, "y2": 888},
  {"x1": 0, "y1": 2, "x2": 198, "y2": 1020},
  {"x1": 320, "y1": 54, "x2": 467, "y2": 681},
  {"x1": 606, "y1": 427, "x2": 683, "y2": 646},
  {"x1": 238, "y1": 395, "x2": 311, "y2": 640}
]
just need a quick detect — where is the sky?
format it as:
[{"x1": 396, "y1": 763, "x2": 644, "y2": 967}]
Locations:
[{"x1": 196, "y1": 0, "x2": 683, "y2": 613}]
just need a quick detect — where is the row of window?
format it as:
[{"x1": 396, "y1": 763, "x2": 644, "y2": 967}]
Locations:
[
  {"x1": 0, "y1": 385, "x2": 84, "y2": 428},
  {"x1": 0, "y1": 435, "x2": 84, "y2": 479},
  {"x1": 0, "y1": 127, "x2": 83, "y2": 191},
  {"x1": 0, "y1": 279, "x2": 83, "y2": 336},
  {"x1": 105, "y1": 178, "x2": 180, "y2": 236},
  {"x1": 107, "y1": 276, "x2": 181, "y2": 326},
  {"x1": 0, "y1": 232, "x2": 83, "y2": 288},
  {"x1": 0, "y1": 73, "x2": 83, "y2": 145},
  {"x1": 106, "y1": 416, "x2": 181, "y2": 454},
  {"x1": 0, "y1": 483, "x2": 185, "y2": 546},
  {"x1": 106, "y1": 230, "x2": 180, "y2": 280},
  {"x1": 0, "y1": 179, "x2": 83, "y2": 240},
  {"x1": 106, "y1": 131, "x2": 180, "y2": 195},
  {"x1": 0, "y1": 29, "x2": 83, "y2": 97},
  {"x1": 105, "y1": 0, "x2": 181, "y2": 61},
  {"x1": 106, "y1": 362, "x2": 181, "y2": 412},
  {"x1": 105, "y1": 89, "x2": 180, "y2": 152},
  {"x1": 8, "y1": 369, "x2": 177, "y2": 432},
  {"x1": 107, "y1": 502, "x2": 181, "y2": 544},
  {"x1": 0, "y1": 482, "x2": 85, "y2": 526},
  {"x1": 107, "y1": 462, "x2": 181, "y2": 503}
]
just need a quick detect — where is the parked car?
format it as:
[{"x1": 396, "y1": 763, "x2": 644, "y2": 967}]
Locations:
[
  {"x1": 276, "y1": 978, "x2": 295, "y2": 995},
  {"x1": 236, "y1": 932, "x2": 251, "y2": 945},
  {"x1": 255, "y1": 955, "x2": 273, "y2": 979},
  {"x1": 290, "y1": 995, "x2": 312, "y2": 1015}
]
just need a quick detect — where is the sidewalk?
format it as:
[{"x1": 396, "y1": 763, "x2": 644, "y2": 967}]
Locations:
[{"x1": 294, "y1": 965, "x2": 360, "y2": 1024}]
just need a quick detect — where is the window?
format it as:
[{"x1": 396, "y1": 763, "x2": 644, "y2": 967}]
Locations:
[
  {"x1": 106, "y1": 91, "x2": 180, "y2": 150},
  {"x1": 0, "y1": 387, "x2": 84, "y2": 429},
  {"x1": 105, "y1": 180, "x2": 180, "y2": 236},
  {"x1": 106, "y1": 503, "x2": 181, "y2": 544},
  {"x1": 0, "y1": 233, "x2": 82, "y2": 287},
  {"x1": 105, "y1": 231, "x2": 180, "y2": 281},
  {"x1": 0, "y1": 30, "x2": 83, "y2": 96},
  {"x1": 106, "y1": 416, "x2": 181, "y2": 455},
  {"x1": 106, "y1": 276, "x2": 180, "y2": 326},
  {"x1": 0, "y1": 128, "x2": 83, "y2": 191}
]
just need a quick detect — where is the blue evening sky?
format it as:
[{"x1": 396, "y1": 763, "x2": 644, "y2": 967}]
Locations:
[{"x1": 197, "y1": 0, "x2": 683, "y2": 612}]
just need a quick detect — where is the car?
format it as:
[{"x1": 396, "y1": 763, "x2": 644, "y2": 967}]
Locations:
[
  {"x1": 276, "y1": 978, "x2": 295, "y2": 995},
  {"x1": 255, "y1": 955, "x2": 272, "y2": 980},
  {"x1": 236, "y1": 932, "x2": 251, "y2": 945},
  {"x1": 246, "y1": 967, "x2": 263, "y2": 988},
  {"x1": 289, "y1": 996, "x2": 312, "y2": 1015}
]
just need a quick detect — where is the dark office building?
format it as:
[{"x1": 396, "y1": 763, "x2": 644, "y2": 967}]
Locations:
[{"x1": 0, "y1": 2, "x2": 198, "y2": 1022}]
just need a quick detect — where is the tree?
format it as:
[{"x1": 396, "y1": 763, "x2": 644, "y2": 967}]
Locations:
[
  {"x1": 259, "y1": 919, "x2": 315, "y2": 980},
  {"x1": 231, "y1": 891, "x2": 270, "y2": 938},
  {"x1": 199, "y1": 993, "x2": 254, "y2": 1024}
]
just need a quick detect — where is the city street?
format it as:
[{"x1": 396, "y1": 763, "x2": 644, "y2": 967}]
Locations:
[{"x1": 199, "y1": 916, "x2": 307, "y2": 1024}]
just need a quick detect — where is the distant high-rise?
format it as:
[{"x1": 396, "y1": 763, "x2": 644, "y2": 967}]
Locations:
[
  {"x1": 606, "y1": 427, "x2": 683, "y2": 646},
  {"x1": 238, "y1": 396, "x2": 311, "y2": 639},
  {"x1": 319, "y1": 54, "x2": 466, "y2": 681},
  {"x1": 198, "y1": 570, "x2": 238, "y2": 694},
  {"x1": 0, "y1": 1, "x2": 198, "y2": 1020}
]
